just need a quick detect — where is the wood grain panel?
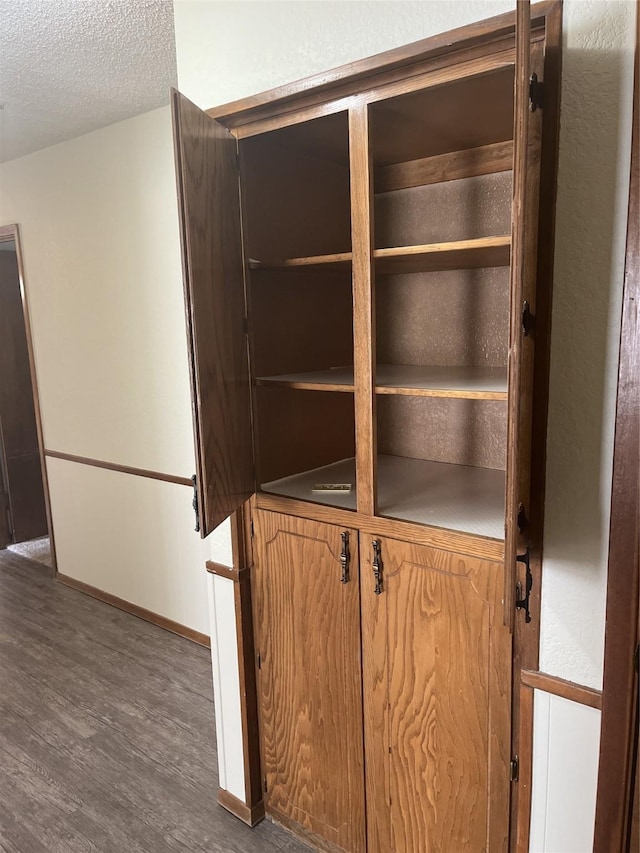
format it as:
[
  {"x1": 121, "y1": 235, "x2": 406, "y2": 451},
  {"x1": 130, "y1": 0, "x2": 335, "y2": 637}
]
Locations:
[
  {"x1": 375, "y1": 236, "x2": 510, "y2": 275},
  {"x1": 254, "y1": 511, "x2": 365, "y2": 852},
  {"x1": 172, "y1": 89, "x2": 254, "y2": 537},
  {"x1": 516, "y1": 684, "x2": 534, "y2": 852},
  {"x1": 255, "y1": 491, "x2": 505, "y2": 562},
  {"x1": 504, "y1": 14, "x2": 543, "y2": 628},
  {"x1": 349, "y1": 105, "x2": 377, "y2": 516},
  {"x1": 361, "y1": 534, "x2": 511, "y2": 852},
  {"x1": 510, "y1": 7, "x2": 563, "y2": 843},
  {"x1": 376, "y1": 140, "x2": 514, "y2": 192}
]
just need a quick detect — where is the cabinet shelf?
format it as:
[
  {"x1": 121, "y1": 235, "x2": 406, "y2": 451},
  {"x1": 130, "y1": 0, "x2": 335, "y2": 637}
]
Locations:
[
  {"x1": 375, "y1": 364, "x2": 507, "y2": 399},
  {"x1": 256, "y1": 364, "x2": 507, "y2": 399},
  {"x1": 250, "y1": 236, "x2": 510, "y2": 275},
  {"x1": 261, "y1": 454, "x2": 505, "y2": 540},
  {"x1": 256, "y1": 367, "x2": 355, "y2": 393},
  {"x1": 375, "y1": 235, "x2": 511, "y2": 274},
  {"x1": 250, "y1": 252, "x2": 352, "y2": 271}
]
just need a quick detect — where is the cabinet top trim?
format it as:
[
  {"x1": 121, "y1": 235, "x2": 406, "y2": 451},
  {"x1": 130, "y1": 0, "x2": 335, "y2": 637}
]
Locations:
[{"x1": 206, "y1": 1, "x2": 559, "y2": 129}]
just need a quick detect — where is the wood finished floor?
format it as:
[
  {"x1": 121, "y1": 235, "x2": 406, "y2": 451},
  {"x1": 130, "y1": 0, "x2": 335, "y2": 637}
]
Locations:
[{"x1": 0, "y1": 549, "x2": 310, "y2": 853}]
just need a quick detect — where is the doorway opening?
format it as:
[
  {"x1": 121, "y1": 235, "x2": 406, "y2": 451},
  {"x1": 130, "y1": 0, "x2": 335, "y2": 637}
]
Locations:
[{"x1": 0, "y1": 224, "x2": 55, "y2": 571}]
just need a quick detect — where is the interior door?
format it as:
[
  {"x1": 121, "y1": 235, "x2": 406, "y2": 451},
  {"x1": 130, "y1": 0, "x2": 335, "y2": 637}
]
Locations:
[
  {"x1": 504, "y1": 0, "x2": 542, "y2": 627},
  {"x1": 254, "y1": 510, "x2": 365, "y2": 853},
  {"x1": 171, "y1": 89, "x2": 254, "y2": 537},
  {"x1": 360, "y1": 534, "x2": 512, "y2": 852},
  {"x1": 0, "y1": 424, "x2": 11, "y2": 549},
  {"x1": 0, "y1": 247, "x2": 47, "y2": 544}
]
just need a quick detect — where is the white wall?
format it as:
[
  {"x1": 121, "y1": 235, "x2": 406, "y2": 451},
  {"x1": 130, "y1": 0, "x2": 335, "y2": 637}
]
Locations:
[
  {"x1": 530, "y1": 693, "x2": 601, "y2": 852},
  {"x1": 0, "y1": 107, "x2": 193, "y2": 474},
  {"x1": 0, "y1": 106, "x2": 210, "y2": 635},
  {"x1": 48, "y1": 457, "x2": 209, "y2": 632}
]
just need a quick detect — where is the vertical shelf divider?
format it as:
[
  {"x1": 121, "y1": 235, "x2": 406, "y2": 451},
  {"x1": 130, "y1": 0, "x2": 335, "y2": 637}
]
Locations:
[{"x1": 349, "y1": 104, "x2": 377, "y2": 516}]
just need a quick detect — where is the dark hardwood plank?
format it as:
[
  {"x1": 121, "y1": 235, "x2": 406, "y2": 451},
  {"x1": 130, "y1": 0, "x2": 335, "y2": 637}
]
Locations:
[
  {"x1": 0, "y1": 549, "x2": 310, "y2": 853},
  {"x1": 172, "y1": 89, "x2": 254, "y2": 536}
]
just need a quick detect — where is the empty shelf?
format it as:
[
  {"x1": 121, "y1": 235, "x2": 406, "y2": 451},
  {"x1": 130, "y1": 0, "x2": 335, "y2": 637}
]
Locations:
[
  {"x1": 250, "y1": 237, "x2": 509, "y2": 274},
  {"x1": 376, "y1": 454, "x2": 505, "y2": 539},
  {"x1": 261, "y1": 454, "x2": 505, "y2": 539},
  {"x1": 256, "y1": 364, "x2": 507, "y2": 399},
  {"x1": 374, "y1": 235, "x2": 510, "y2": 274},
  {"x1": 250, "y1": 251, "x2": 352, "y2": 271},
  {"x1": 262, "y1": 458, "x2": 358, "y2": 511},
  {"x1": 376, "y1": 365, "x2": 507, "y2": 399},
  {"x1": 256, "y1": 367, "x2": 354, "y2": 392}
]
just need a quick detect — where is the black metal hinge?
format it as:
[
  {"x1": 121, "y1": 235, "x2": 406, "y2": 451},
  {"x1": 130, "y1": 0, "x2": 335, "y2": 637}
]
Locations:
[
  {"x1": 257, "y1": 652, "x2": 261, "y2": 670},
  {"x1": 250, "y1": 519, "x2": 254, "y2": 538},
  {"x1": 522, "y1": 300, "x2": 535, "y2": 337},
  {"x1": 516, "y1": 545, "x2": 532, "y2": 623},
  {"x1": 263, "y1": 777, "x2": 268, "y2": 793},
  {"x1": 510, "y1": 757, "x2": 519, "y2": 782},
  {"x1": 191, "y1": 474, "x2": 200, "y2": 533},
  {"x1": 529, "y1": 72, "x2": 543, "y2": 112},
  {"x1": 517, "y1": 502, "x2": 529, "y2": 534}
]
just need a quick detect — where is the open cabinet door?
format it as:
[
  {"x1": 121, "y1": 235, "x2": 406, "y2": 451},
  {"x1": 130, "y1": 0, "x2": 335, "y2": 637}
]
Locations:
[
  {"x1": 505, "y1": 1, "x2": 538, "y2": 629},
  {"x1": 172, "y1": 89, "x2": 254, "y2": 537}
]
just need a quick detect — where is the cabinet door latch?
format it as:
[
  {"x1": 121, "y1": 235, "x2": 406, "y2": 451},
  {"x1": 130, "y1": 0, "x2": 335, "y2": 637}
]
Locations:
[
  {"x1": 191, "y1": 474, "x2": 200, "y2": 533},
  {"x1": 515, "y1": 545, "x2": 532, "y2": 623},
  {"x1": 529, "y1": 72, "x2": 543, "y2": 112},
  {"x1": 340, "y1": 531, "x2": 350, "y2": 584},
  {"x1": 372, "y1": 539, "x2": 383, "y2": 595}
]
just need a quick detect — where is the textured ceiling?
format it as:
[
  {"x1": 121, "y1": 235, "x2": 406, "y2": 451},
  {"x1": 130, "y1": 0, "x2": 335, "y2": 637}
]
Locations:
[{"x1": 0, "y1": 0, "x2": 177, "y2": 163}]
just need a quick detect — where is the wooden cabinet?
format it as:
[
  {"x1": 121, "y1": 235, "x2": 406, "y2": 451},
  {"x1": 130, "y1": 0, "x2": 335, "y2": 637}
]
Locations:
[
  {"x1": 360, "y1": 535, "x2": 511, "y2": 852},
  {"x1": 172, "y1": 3, "x2": 562, "y2": 850},
  {"x1": 254, "y1": 511, "x2": 365, "y2": 852}
]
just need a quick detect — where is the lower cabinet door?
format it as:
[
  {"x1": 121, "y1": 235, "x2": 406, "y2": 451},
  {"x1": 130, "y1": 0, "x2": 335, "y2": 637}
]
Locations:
[
  {"x1": 360, "y1": 534, "x2": 512, "y2": 853},
  {"x1": 254, "y1": 510, "x2": 365, "y2": 853}
]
